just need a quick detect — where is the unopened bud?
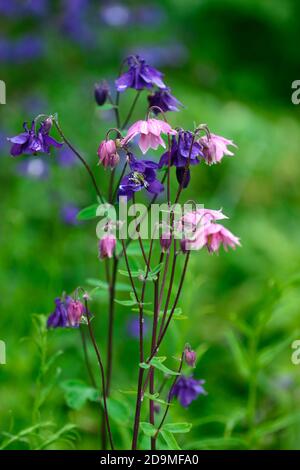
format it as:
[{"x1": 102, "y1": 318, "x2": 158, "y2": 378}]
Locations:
[
  {"x1": 94, "y1": 81, "x2": 109, "y2": 106},
  {"x1": 184, "y1": 344, "x2": 196, "y2": 367}
]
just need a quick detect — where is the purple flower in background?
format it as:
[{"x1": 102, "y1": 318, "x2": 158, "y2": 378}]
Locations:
[
  {"x1": 8, "y1": 120, "x2": 62, "y2": 157},
  {"x1": 129, "y1": 44, "x2": 188, "y2": 69},
  {"x1": 61, "y1": 204, "x2": 80, "y2": 225},
  {"x1": 148, "y1": 89, "x2": 183, "y2": 114},
  {"x1": 118, "y1": 153, "x2": 164, "y2": 200},
  {"x1": 100, "y1": 3, "x2": 131, "y2": 27},
  {"x1": 61, "y1": 0, "x2": 95, "y2": 47},
  {"x1": 171, "y1": 375, "x2": 207, "y2": 408},
  {"x1": 134, "y1": 5, "x2": 165, "y2": 26},
  {"x1": 12, "y1": 36, "x2": 44, "y2": 63},
  {"x1": 115, "y1": 55, "x2": 166, "y2": 92},
  {"x1": 16, "y1": 157, "x2": 49, "y2": 179},
  {"x1": 57, "y1": 147, "x2": 77, "y2": 167},
  {"x1": 159, "y1": 131, "x2": 203, "y2": 188},
  {"x1": 126, "y1": 316, "x2": 149, "y2": 339}
]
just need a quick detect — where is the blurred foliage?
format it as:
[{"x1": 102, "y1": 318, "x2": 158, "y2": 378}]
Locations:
[{"x1": 1, "y1": 0, "x2": 300, "y2": 450}]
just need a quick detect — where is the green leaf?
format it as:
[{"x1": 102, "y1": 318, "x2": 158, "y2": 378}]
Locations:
[
  {"x1": 160, "y1": 430, "x2": 181, "y2": 450},
  {"x1": 106, "y1": 397, "x2": 129, "y2": 424},
  {"x1": 115, "y1": 298, "x2": 137, "y2": 306},
  {"x1": 118, "y1": 269, "x2": 141, "y2": 278},
  {"x1": 98, "y1": 103, "x2": 118, "y2": 111},
  {"x1": 144, "y1": 392, "x2": 173, "y2": 406},
  {"x1": 86, "y1": 278, "x2": 131, "y2": 292},
  {"x1": 60, "y1": 380, "x2": 99, "y2": 410},
  {"x1": 150, "y1": 357, "x2": 179, "y2": 376},
  {"x1": 77, "y1": 204, "x2": 99, "y2": 221},
  {"x1": 226, "y1": 330, "x2": 249, "y2": 378},
  {"x1": 163, "y1": 423, "x2": 192, "y2": 433},
  {"x1": 140, "y1": 422, "x2": 157, "y2": 437},
  {"x1": 139, "y1": 362, "x2": 150, "y2": 369},
  {"x1": 185, "y1": 437, "x2": 248, "y2": 450}
]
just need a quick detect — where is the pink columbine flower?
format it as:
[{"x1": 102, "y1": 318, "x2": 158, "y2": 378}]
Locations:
[
  {"x1": 67, "y1": 299, "x2": 85, "y2": 327},
  {"x1": 199, "y1": 133, "x2": 237, "y2": 165},
  {"x1": 99, "y1": 234, "x2": 116, "y2": 259},
  {"x1": 97, "y1": 139, "x2": 120, "y2": 168},
  {"x1": 121, "y1": 118, "x2": 177, "y2": 154},
  {"x1": 181, "y1": 208, "x2": 228, "y2": 228},
  {"x1": 183, "y1": 222, "x2": 240, "y2": 253}
]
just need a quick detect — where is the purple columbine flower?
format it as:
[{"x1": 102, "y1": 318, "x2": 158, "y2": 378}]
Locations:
[
  {"x1": 47, "y1": 297, "x2": 71, "y2": 328},
  {"x1": 47, "y1": 296, "x2": 86, "y2": 329},
  {"x1": 7, "y1": 119, "x2": 62, "y2": 157},
  {"x1": 115, "y1": 55, "x2": 166, "y2": 92},
  {"x1": 159, "y1": 131, "x2": 203, "y2": 188},
  {"x1": 148, "y1": 88, "x2": 183, "y2": 114},
  {"x1": 118, "y1": 153, "x2": 164, "y2": 200},
  {"x1": 170, "y1": 375, "x2": 207, "y2": 408}
]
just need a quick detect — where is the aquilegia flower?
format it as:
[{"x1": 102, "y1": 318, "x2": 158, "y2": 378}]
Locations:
[
  {"x1": 122, "y1": 118, "x2": 176, "y2": 154},
  {"x1": 115, "y1": 55, "x2": 166, "y2": 92},
  {"x1": 181, "y1": 219, "x2": 240, "y2": 254},
  {"x1": 8, "y1": 119, "x2": 62, "y2": 157},
  {"x1": 148, "y1": 88, "x2": 183, "y2": 114},
  {"x1": 159, "y1": 131, "x2": 203, "y2": 187},
  {"x1": 99, "y1": 233, "x2": 117, "y2": 259},
  {"x1": 97, "y1": 139, "x2": 120, "y2": 169},
  {"x1": 171, "y1": 375, "x2": 207, "y2": 408},
  {"x1": 118, "y1": 153, "x2": 164, "y2": 199},
  {"x1": 47, "y1": 296, "x2": 86, "y2": 329},
  {"x1": 199, "y1": 133, "x2": 237, "y2": 165}
]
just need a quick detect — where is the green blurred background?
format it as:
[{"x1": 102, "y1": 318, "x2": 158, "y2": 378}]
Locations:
[{"x1": 1, "y1": 0, "x2": 300, "y2": 450}]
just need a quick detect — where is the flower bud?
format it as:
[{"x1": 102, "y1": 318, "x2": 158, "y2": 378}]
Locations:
[
  {"x1": 67, "y1": 299, "x2": 85, "y2": 327},
  {"x1": 160, "y1": 231, "x2": 172, "y2": 252},
  {"x1": 99, "y1": 234, "x2": 116, "y2": 259},
  {"x1": 94, "y1": 81, "x2": 109, "y2": 106},
  {"x1": 184, "y1": 344, "x2": 196, "y2": 367},
  {"x1": 97, "y1": 139, "x2": 120, "y2": 169}
]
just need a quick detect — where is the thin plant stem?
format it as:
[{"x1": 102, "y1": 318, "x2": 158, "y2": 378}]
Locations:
[
  {"x1": 85, "y1": 300, "x2": 114, "y2": 450},
  {"x1": 149, "y1": 279, "x2": 159, "y2": 450},
  {"x1": 131, "y1": 236, "x2": 155, "y2": 450},
  {"x1": 153, "y1": 352, "x2": 184, "y2": 443},
  {"x1": 79, "y1": 326, "x2": 97, "y2": 388},
  {"x1": 122, "y1": 91, "x2": 141, "y2": 129},
  {"x1": 111, "y1": 161, "x2": 127, "y2": 203},
  {"x1": 106, "y1": 257, "x2": 118, "y2": 396},
  {"x1": 53, "y1": 120, "x2": 104, "y2": 203},
  {"x1": 158, "y1": 241, "x2": 177, "y2": 337}
]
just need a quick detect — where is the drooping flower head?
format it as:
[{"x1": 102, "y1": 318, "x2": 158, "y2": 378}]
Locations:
[
  {"x1": 97, "y1": 139, "x2": 120, "y2": 169},
  {"x1": 159, "y1": 131, "x2": 203, "y2": 187},
  {"x1": 67, "y1": 299, "x2": 85, "y2": 327},
  {"x1": 115, "y1": 55, "x2": 166, "y2": 92},
  {"x1": 8, "y1": 118, "x2": 62, "y2": 157},
  {"x1": 180, "y1": 210, "x2": 240, "y2": 254},
  {"x1": 184, "y1": 344, "x2": 196, "y2": 367},
  {"x1": 171, "y1": 375, "x2": 207, "y2": 408},
  {"x1": 47, "y1": 296, "x2": 86, "y2": 329},
  {"x1": 148, "y1": 88, "x2": 183, "y2": 114},
  {"x1": 118, "y1": 153, "x2": 164, "y2": 200},
  {"x1": 99, "y1": 233, "x2": 117, "y2": 259},
  {"x1": 199, "y1": 133, "x2": 237, "y2": 165},
  {"x1": 122, "y1": 118, "x2": 176, "y2": 154}
]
